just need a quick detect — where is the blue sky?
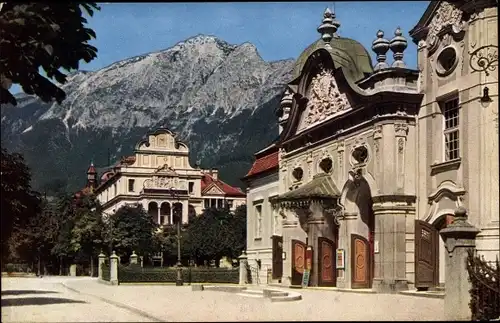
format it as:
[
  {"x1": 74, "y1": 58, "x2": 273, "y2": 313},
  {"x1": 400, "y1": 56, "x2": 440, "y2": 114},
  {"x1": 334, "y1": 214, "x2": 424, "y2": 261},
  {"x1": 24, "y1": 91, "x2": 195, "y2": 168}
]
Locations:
[{"x1": 11, "y1": 1, "x2": 429, "y2": 94}]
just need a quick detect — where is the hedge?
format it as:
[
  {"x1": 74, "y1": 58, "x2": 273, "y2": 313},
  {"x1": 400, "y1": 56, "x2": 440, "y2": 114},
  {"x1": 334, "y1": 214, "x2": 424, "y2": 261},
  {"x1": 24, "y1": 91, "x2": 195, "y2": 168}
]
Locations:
[{"x1": 117, "y1": 264, "x2": 239, "y2": 284}]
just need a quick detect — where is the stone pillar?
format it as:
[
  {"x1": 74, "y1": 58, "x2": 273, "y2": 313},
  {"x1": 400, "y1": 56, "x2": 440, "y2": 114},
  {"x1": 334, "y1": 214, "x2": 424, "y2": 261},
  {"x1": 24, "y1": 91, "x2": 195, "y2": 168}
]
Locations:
[
  {"x1": 439, "y1": 207, "x2": 480, "y2": 321},
  {"x1": 110, "y1": 251, "x2": 119, "y2": 285},
  {"x1": 69, "y1": 264, "x2": 77, "y2": 277},
  {"x1": 372, "y1": 200, "x2": 412, "y2": 293},
  {"x1": 98, "y1": 252, "x2": 106, "y2": 280},
  {"x1": 238, "y1": 251, "x2": 248, "y2": 285},
  {"x1": 130, "y1": 251, "x2": 138, "y2": 265}
]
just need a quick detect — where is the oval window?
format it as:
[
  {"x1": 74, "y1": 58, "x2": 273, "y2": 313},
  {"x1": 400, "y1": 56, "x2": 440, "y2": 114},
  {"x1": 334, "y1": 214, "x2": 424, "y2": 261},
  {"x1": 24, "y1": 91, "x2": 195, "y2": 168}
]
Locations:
[
  {"x1": 292, "y1": 167, "x2": 304, "y2": 182},
  {"x1": 436, "y1": 47, "x2": 458, "y2": 76},
  {"x1": 319, "y1": 158, "x2": 333, "y2": 173}
]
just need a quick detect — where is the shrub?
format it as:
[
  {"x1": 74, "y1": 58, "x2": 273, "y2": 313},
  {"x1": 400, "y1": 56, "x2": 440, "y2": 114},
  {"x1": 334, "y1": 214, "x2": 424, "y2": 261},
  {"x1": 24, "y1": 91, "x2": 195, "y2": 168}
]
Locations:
[{"x1": 5, "y1": 263, "x2": 15, "y2": 274}]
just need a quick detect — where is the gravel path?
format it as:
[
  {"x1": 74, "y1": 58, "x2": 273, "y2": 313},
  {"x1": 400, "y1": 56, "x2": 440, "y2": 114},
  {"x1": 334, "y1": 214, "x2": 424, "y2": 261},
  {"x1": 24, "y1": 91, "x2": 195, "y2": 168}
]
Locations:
[
  {"x1": 61, "y1": 279, "x2": 445, "y2": 321},
  {"x1": 1, "y1": 277, "x2": 154, "y2": 322}
]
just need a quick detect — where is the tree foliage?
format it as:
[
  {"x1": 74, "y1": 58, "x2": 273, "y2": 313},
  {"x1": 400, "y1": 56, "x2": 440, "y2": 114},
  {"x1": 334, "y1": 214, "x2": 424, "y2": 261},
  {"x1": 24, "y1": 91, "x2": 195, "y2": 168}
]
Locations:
[
  {"x1": 185, "y1": 206, "x2": 246, "y2": 266},
  {"x1": 1, "y1": 147, "x2": 42, "y2": 261},
  {"x1": 105, "y1": 205, "x2": 158, "y2": 259},
  {"x1": 0, "y1": 3, "x2": 100, "y2": 106},
  {"x1": 69, "y1": 195, "x2": 104, "y2": 260}
]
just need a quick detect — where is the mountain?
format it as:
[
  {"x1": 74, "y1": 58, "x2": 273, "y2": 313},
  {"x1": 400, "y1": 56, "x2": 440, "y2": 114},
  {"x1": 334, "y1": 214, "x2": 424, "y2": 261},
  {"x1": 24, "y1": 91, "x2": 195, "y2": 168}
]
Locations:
[{"x1": 0, "y1": 35, "x2": 294, "y2": 195}]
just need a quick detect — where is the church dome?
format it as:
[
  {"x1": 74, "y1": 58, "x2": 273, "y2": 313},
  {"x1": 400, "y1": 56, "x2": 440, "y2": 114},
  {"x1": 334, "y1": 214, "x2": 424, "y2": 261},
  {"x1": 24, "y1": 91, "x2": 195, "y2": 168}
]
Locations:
[{"x1": 291, "y1": 8, "x2": 374, "y2": 82}]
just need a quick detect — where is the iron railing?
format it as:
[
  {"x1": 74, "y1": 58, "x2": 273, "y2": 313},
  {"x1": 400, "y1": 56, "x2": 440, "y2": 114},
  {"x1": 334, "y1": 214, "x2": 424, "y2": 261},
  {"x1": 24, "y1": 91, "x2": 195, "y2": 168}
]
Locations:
[{"x1": 467, "y1": 249, "x2": 500, "y2": 321}]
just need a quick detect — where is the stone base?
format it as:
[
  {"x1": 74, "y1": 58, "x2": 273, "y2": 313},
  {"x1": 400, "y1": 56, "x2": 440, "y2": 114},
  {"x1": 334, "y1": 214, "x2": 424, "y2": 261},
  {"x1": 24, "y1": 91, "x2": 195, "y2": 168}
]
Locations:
[{"x1": 372, "y1": 278, "x2": 408, "y2": 293}]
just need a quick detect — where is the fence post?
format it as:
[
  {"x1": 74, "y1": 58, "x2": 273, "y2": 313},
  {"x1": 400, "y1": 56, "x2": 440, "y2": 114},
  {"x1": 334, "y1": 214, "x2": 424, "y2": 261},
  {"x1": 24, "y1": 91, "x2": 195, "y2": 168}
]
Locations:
[
  {"x1": 439, "y1": 207, "x2": 480, "y2": 321},
  {"x1": 238, "y1": 251, "x2": 248, "y2": 285},
  {"x1": 98, "y1": 252, "x2": 106, "y2": 280},
  {"x1": 110, "y1": 251, "x2": 119, "y2": 285},
  {"x1": 130, "y1": 251, "x2": 138, "y2": 265}
]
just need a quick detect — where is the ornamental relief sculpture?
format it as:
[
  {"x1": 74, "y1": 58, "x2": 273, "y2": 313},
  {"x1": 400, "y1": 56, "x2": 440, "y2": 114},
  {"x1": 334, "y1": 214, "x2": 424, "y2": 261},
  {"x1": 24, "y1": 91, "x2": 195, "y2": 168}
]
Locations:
[
  {"x1": 426, "y1": 2, "x2": 465, "y2": 52},
  {"x1": 301, "y1": 69, "x2": 351, "y2": 130},
  {"x1": 144, "y1": 176, "x2": 187, "y2": 190}
]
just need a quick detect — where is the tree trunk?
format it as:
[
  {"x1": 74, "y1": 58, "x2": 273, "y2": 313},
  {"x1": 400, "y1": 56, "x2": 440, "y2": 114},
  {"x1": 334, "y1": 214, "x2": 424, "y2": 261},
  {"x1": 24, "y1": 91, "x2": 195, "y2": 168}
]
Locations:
[
  {"x1": 59, "y1": 257, "x2": 62, "y2": 276},
  {"x1": 90, "y1": 256, "x2": 94, "y2": 277}
]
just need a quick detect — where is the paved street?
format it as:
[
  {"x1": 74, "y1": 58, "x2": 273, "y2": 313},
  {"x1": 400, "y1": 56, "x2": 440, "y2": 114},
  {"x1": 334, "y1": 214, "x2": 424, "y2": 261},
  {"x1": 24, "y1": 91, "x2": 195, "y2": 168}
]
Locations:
[
  {"x1": 1, "y1": 277, "x2": 154, "y2": 322},
  {"x1": 2, "y1": 276, "x2": 445, "y2": 322}
]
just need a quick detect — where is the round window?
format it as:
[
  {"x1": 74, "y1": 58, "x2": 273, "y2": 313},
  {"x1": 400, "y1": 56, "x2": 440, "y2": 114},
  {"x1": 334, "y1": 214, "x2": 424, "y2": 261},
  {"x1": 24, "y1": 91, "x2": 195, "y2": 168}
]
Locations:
[
  {"x1": 436, "y1": 47, "x2": 458, "y2": 76},
  {"x1": 292, "y1": 167, "x2": 304, "y2": 182},
  {"x1": 319, "y1": 158, "x2": 333, "y2": 173}
]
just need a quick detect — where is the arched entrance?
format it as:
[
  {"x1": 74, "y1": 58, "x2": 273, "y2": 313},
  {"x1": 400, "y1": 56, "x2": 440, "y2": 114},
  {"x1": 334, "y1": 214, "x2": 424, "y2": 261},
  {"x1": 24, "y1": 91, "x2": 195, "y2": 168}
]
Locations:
[
  {"x1": 160, "y1": 202, "x2": 171, "y2": 225},
  {"x1": 148, "y1": 202, "x2": 158, "y2": 224},
  {"x1": 172, "y1": 202, "x2": 183, "y2": 224},
  {"x1": 415, "y1": 214, "x2": 453, "y2": 290},
  {"x1": 341, "y1": 174, "x2": 375, "y2": 289},
  {"x1": 188, "y1": 204, "x2": 196, "y2": 222}
]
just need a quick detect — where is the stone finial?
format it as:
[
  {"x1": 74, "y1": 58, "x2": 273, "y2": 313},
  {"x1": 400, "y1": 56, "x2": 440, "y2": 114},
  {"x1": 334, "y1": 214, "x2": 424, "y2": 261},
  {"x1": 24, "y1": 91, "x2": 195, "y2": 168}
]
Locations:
[
  {"x1": 317, "y1": 7, "x2": 341, "y2": 46},
  {"x1": 372, "y1": 30, "x2": 390, "y2": 71},
  {"x1": 454, "y1": 206, "x2": 467, "y2": 219},
  {"x1": 389, "y1": 27, "x2": 408, "y2": 68}
]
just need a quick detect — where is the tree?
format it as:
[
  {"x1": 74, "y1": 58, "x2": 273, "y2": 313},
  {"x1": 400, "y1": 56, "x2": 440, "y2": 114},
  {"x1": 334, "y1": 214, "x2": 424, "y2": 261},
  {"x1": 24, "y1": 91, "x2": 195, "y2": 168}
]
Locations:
[
  {"x1": 69, "y1": 195, "x2": 104, "y2": 276},
  {"x1": 8, "y1": 199, "x2": 61, "y2": 275},
  {"x1": 105, "y1": 205, "x2": 158, "y2": 260},
  {"x1": 185, "y1": 206, "x2": 247, "y2": 266},
  {"x1": 1, "y1": 148, "x2": 42, "y2": 262},
  {"x1": 0, "y1": 3, "x2": 100, "y2": 106}
]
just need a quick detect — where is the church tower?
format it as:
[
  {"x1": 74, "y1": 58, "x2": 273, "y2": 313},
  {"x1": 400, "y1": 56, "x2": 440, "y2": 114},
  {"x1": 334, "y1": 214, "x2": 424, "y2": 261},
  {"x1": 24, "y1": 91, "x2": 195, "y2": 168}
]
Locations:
[{"x1": 86, "y1": 161, "x2": 98, "y2": 191}]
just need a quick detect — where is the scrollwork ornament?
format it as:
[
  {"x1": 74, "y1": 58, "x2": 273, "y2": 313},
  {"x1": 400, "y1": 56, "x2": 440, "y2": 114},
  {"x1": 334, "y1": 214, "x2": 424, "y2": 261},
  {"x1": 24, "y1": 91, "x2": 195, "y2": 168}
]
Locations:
[
  {"x1": 398, "y1": 138, "x2": 405, "y2": 153},
  {"x1": 426, "y1": 2, "x2": 465, "y2": 49},
  {"x1": 469, "y1": 45, "x2": 498, "y2": 76}
]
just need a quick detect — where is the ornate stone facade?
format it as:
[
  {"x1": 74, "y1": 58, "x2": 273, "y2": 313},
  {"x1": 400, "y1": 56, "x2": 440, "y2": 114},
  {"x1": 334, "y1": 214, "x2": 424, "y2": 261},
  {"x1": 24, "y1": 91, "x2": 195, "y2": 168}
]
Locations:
[{"x1": 244, "y1": 2, "x2": 498, "y2": 293}]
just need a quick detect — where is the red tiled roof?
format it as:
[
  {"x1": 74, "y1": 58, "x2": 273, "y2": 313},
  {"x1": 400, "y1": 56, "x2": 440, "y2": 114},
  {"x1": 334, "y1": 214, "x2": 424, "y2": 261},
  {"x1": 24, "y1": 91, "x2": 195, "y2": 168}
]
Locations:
[
  {"x1": 201, "y1": 173, "x2": 246, "y2": 197},
  {"x1": 244, "y1": 151, "x2": 279, "y2": 179}
]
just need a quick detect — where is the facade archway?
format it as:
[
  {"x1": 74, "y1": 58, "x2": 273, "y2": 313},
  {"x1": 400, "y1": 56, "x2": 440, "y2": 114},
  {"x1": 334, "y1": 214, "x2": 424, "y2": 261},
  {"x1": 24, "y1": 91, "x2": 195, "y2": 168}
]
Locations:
[
  {"x1": 340, "y1": 176, "x2": 375, "y2": 289},
  {"x1": 188, "y1": 204, "x2": 196, "y2": 222},
  {"x1": 148, "y1": 202, "x2": 159, "y2": 224},
  {"x1": 432, "y1": 213, "x2": 454, "y2": 286},
  {"x1": 172, "y1": 202, "x2": 183, "y2": 224},
  {"x1": 160, "y1": 202, "x2": 171, "y2": 225}
]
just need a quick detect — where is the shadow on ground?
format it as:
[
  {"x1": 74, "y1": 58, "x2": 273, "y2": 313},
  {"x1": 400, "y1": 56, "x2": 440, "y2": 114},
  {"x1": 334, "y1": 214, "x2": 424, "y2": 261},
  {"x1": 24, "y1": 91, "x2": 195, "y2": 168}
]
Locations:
[
  {"x1": 1, "y1": 297, "x2": 86, "y2": 307},
  {"x1": 1, "y1": 290, "x2": 59, "y2": 296}
]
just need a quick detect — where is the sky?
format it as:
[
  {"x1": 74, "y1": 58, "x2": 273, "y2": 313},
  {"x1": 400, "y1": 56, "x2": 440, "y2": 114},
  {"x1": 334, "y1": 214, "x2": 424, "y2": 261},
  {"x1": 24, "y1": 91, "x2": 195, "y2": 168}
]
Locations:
[{"x1": 11, "y1": 1, "x2": 430, "y2": 94}]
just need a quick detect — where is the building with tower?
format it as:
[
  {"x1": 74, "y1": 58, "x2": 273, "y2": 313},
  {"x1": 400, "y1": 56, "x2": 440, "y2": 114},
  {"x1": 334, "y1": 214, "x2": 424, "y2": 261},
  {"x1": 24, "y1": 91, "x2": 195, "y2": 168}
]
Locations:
[
  {"x1": 76, "y1": 128, "x2": 246, "y2": 224},
  {"x1": 244, "y1": 1, "x2": 498, "y2": 293}
]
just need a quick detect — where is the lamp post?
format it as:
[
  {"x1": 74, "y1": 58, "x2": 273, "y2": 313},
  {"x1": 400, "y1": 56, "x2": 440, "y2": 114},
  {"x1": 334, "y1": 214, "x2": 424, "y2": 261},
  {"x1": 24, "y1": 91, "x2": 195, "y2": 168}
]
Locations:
[{"x1": 169, "y1": 188, "x2": 183, "y2": 286}]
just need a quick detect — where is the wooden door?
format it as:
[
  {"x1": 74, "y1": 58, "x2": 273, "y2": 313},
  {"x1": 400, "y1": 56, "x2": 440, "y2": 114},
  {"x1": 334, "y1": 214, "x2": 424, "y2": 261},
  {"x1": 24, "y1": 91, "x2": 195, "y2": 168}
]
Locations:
[
  {"x1": 272, "y1": 235, "x2": 283, "y2": 280},
  {"x1": 415, "y1": 220, "x2": 439, "y2": 289},
  {"x1": 318, "y1": 237, "x2": 336, "y2": 287},
  {"x1": 291, "y1": 239, "x2": 306, "y2": 286},
  {"x1": 351, "y1": 234, "x2": 370, "y2": 289}
]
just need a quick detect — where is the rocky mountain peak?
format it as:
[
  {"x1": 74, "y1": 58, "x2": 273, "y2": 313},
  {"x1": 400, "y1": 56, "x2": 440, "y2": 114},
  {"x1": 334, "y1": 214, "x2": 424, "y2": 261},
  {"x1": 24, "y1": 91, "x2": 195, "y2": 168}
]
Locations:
[{"x1": 1, "y1": 35, "x2": 295, "y2": 193}]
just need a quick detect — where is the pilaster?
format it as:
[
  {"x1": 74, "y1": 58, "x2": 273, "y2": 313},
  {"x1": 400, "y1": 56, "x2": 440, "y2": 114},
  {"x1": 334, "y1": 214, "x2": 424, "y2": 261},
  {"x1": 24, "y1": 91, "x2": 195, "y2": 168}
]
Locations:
[{"x1": 372, "y1": 195, "x2": 415, "y2": 293}]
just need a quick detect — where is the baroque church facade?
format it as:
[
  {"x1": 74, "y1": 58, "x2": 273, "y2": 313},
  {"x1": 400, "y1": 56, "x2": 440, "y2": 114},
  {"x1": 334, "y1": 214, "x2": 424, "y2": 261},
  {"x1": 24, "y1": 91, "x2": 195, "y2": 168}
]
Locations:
[
  {"x1": 76, "y1": 128, "x2": 246, "y2": 224},
  {"x1": 244, "y1": 1, "x2": 498, "y2": 292}
]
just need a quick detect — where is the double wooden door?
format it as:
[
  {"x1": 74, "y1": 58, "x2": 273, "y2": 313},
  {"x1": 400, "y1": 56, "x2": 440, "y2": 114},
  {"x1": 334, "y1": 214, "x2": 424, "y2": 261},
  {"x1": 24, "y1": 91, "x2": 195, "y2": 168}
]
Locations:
[
  {"x1": 291, "y1": 239, "x2": 306, "y2": 286},
  {"x1": 318, "y1": 237, "x2": 336, "y2": 287},
  {"x1": 351, "y1": 234, "x2": 371, "y2": 289},
  {"x1": 415, "y1": 220, "x2": 439, "y2": 289}
]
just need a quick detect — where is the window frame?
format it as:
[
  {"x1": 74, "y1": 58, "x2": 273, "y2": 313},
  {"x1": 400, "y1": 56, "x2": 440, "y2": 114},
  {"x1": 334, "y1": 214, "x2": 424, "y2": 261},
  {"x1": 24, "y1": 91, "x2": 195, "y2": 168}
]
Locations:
[
  {"x1": 128, "y1": 179, "x2": 135, "y2": 192},
  {"x1": 442, "y1": 97, "x2": 460, "y2": 162},
  {"x1": 255, "y1": 204, "x2": 263, "y2": 239}
]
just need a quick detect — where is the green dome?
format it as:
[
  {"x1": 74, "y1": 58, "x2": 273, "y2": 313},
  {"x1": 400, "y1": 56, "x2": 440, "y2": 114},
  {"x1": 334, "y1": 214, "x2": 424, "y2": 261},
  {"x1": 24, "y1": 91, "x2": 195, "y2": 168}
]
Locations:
[{"x1": 292, "y1": 37, "x2": 374, "y2": 82}]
